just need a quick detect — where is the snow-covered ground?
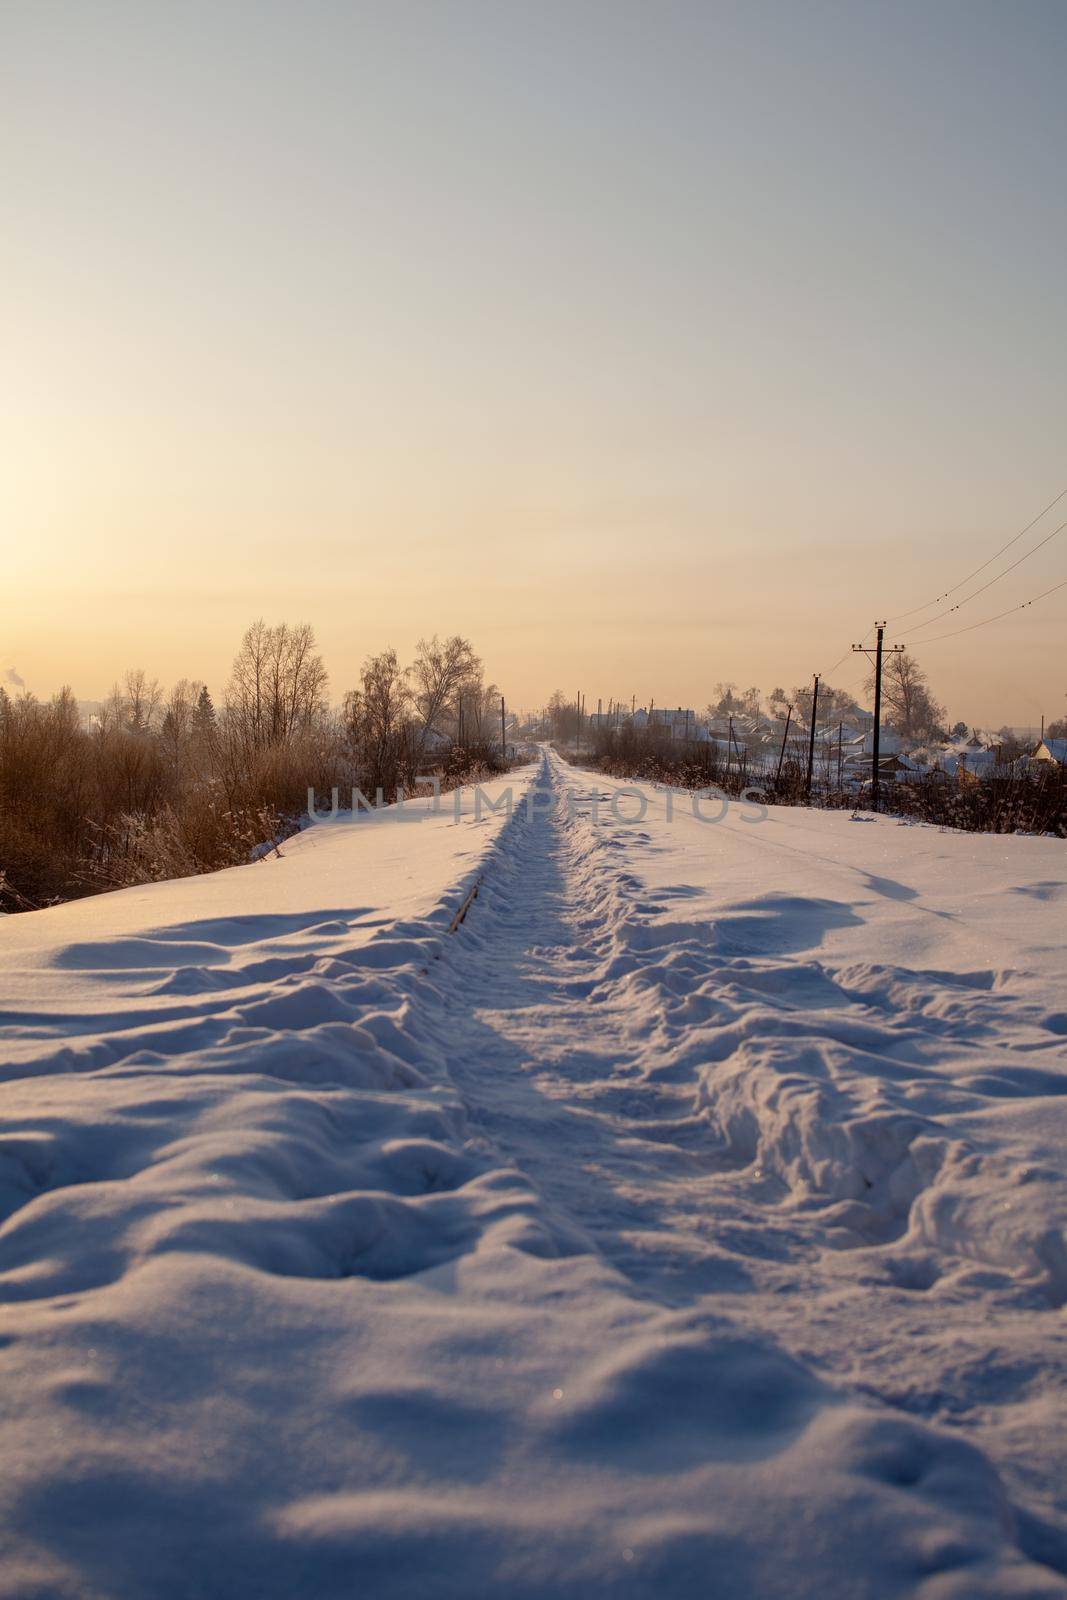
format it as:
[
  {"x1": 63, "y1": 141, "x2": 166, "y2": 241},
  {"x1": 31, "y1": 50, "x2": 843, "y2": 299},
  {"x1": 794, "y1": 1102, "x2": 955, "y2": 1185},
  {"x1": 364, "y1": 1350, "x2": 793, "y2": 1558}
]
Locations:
[{"x1": 2, "y1": 749, "x2": 1066, "y2": 1597}]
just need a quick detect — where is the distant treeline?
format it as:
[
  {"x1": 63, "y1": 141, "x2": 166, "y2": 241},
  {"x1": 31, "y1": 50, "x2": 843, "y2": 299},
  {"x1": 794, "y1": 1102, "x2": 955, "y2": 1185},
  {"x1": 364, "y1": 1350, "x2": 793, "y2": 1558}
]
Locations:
[
  {"x1": 581, "y1": 723, "x2": 1067, "y2": 837},
  {"x1": 0, "y1": 626, "x2": 508, "y2": 912},
  {"x1": 544, "y1": 659, "x2": 1063, "y2": 755}
]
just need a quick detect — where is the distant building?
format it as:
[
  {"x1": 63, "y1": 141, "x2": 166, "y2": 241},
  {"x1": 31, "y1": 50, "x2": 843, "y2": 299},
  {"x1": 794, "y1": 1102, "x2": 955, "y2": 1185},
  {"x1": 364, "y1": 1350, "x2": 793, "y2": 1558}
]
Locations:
[
  {"x1": 629, "y1": 707, "x2": 705, "y2": 741},
  {"x1": 1030, "y1": 737, "x2": 1067, "y2": 765},
  {"x1": 841, "y1": 751, "x2": 916, "y2": 786}
]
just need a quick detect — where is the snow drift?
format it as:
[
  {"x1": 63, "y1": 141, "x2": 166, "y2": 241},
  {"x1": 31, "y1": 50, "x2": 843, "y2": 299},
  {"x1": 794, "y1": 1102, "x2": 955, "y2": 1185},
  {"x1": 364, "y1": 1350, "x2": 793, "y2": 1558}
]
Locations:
[{"x1": 1, "y1": 755, "x2": 1066, "y2": 1597}]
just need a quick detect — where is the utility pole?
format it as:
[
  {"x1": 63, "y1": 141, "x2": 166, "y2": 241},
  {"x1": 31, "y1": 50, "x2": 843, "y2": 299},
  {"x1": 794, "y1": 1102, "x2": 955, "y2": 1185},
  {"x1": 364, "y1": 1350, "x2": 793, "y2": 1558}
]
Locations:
[
  {"x1": 872, "y1": 630, "x2": 885, "y2": 810},
  {"x1": 853, "y1": 623, "x2": 903, "y2": 812},
  {"x1": 500, "y1": 694, "x2": 506, "y2": 762},
  {"x1": 575, "y1": 691, "x2": 581, "y2": 753},
  {"x1": 775, "y1": 704, "x2": 793, "y2": 788},
  {"x1": 805, "y1": 675, "x2": 820, "y2": 797}
]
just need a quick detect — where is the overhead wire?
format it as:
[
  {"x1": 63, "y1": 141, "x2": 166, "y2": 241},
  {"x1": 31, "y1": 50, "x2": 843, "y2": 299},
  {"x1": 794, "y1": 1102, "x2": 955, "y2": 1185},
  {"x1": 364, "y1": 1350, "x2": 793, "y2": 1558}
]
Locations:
[
  {"x1": 812, "y1": 485, "x2": 1065, "y2": 699},
  {"x1": 896, "y1": 574, "x2": 1067, "y2": 646},
  {"x1": 885, "y1": 485, "x2": 1067, "y2": 623},
  {"x1": 897, "y1": 515, "x2": 1067, "y2": 637},
  {"x1": 821, "y1": 622, "x2": 874, "y2": 681}
]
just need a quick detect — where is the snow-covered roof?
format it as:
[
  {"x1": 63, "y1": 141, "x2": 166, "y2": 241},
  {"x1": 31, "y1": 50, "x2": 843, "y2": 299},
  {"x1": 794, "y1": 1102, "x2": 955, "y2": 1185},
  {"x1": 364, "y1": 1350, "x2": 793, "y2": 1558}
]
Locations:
[{"x1": 844, "y1": 728, "x2": 901, "y2": 756}]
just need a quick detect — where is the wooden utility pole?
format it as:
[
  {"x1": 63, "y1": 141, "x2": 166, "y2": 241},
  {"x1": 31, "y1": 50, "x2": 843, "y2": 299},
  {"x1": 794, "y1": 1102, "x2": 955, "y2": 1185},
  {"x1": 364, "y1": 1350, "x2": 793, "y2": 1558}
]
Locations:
[
  {"x1": 853, "y1": 623, "x2": 903, "y2": 811},
  {"x1": 871, "y1": 629, "x2": 885, "y2": 809},
  {"x1": 805, "y1": 675, "x2": 820, "y2": 797},
  {"x1": 775, "y1": 705, "x2": 793, "y2": 788},
  {"x1": 837, "y1": 721, "x2": 844, "y2": 786},
  {"x1": 500, "y1": 694, "x2": 506, "y2": 761}
]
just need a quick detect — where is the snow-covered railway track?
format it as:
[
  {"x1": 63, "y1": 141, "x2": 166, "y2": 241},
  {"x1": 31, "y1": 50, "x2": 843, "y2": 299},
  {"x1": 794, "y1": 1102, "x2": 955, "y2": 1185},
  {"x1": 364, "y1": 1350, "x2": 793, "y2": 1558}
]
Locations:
[
  {"x1": 2, "y1": 750, "x2": 1066, "y2": 1596},
  {"x1": 427, "y1": 750, "x2": 1067, "y2": 1582}
]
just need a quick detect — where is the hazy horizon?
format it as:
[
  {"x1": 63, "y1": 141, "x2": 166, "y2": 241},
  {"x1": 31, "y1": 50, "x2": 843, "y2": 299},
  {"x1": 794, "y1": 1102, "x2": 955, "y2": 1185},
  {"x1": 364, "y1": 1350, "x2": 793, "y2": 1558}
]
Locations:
[{"x1": 4, "y1": 1, "x2": 1066, "y2": 728}]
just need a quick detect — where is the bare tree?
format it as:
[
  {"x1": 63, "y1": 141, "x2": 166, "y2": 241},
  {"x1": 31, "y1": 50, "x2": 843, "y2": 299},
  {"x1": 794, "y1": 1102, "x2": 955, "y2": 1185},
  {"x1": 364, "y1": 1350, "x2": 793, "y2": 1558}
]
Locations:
[
  {"x1": 103, "y1": 668, "x2": 162, "y2": 734},
  {"x1": 411, "y1": 635, "x2": 481, "y2": 760},
  {"x1": 866, "y1": 651, "x2": 945, "y2": 744},
  {"x1": 1, "y1": 628, "x2": 520, "y2": 910},
  {"x1": 159, "y1": 679, "x2": 203, "y2": 773},
  {"x1": 227, "y1": 621, "x2": 328, "y2": 749},
  {"x1": 127, "y1": 669, "x2": 163, "y2": 733},
  {"x1": 467, "y1": 680, "x2": 500, "y2": 744},
  {"x1": 344, "y1": 649, "x2": 412, "y2": 795},
  {"x1": 706, "y1": 683, "x2": 759, "y2": 720},
  {"x1": 790, "y1": 679, "x2": 858, "y2": 727},
  {"x1": 547, "y1": 690, "x2": 578, "y2": 742}
]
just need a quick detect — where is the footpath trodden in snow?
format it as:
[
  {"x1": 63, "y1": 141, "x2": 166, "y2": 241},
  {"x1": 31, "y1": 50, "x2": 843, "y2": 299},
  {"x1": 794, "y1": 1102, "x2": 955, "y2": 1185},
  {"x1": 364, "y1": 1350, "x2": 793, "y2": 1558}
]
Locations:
[{"x1": 1, "y1": 752, "x2": 1066, "y2": 1597}]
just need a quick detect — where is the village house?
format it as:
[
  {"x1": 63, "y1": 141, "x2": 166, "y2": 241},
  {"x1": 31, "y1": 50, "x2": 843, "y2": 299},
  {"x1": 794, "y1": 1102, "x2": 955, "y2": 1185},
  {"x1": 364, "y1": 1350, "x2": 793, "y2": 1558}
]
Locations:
[{"x1": 1029, "y1": 737, "x2": 1067, "y2": 766}]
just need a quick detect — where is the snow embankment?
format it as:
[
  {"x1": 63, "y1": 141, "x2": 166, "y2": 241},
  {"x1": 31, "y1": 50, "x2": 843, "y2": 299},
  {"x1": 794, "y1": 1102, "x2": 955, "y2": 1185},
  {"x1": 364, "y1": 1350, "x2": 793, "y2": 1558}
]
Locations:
[{"x1": 1, "y1": 752, "x2": 1065, "y2": 1598}]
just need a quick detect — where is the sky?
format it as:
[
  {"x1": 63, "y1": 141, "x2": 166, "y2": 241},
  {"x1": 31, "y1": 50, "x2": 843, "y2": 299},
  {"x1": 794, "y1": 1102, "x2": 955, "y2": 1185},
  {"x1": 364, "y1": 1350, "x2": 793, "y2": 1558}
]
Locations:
[{"x1": 3, "y1": 0, "x2": 1066, "y2": 729}]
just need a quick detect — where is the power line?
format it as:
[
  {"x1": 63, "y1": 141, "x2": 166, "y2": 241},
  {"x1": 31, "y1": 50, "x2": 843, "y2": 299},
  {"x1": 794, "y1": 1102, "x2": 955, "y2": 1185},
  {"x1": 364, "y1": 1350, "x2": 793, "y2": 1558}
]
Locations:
[
  {"x1": 886, "y1": 484, "x2": 1067, "y2": 623},
  {"x1": 821, "y1": 647, "x2": 853, "y2": 677},
  {"x1": 900, "y1": 515, "x2": 1067, "y2": 637},
  {"x1": 897, "y1": 574, "x2": 1067, "y2": 646},
  {"x1": 822, "y1": 622, "x2": 874, "y2": 680},
  {"x1": 815, "y1": 485, "x2": 1065, "y2": 697}
]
